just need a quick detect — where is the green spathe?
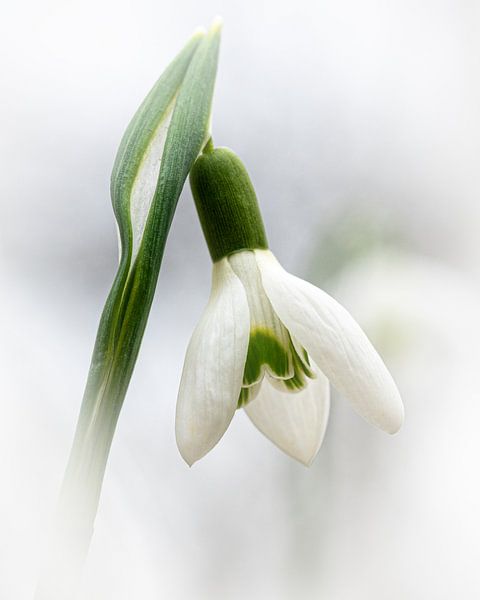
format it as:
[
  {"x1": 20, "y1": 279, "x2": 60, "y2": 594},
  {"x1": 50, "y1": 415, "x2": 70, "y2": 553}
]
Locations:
[{"x1": 190, "y1": 147, "x2": 268, "y2": 261}]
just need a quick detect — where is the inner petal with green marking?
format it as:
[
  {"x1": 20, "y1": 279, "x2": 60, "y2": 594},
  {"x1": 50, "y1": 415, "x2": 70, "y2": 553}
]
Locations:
[{"x1": 229, "y1": 251, "x2": 316, "y2": 408}]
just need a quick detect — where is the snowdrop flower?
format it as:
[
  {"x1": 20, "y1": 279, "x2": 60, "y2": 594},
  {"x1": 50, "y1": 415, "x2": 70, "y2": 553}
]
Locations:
[{"x1": 176, "y1": 145, "x2": 403, "y2": 466}]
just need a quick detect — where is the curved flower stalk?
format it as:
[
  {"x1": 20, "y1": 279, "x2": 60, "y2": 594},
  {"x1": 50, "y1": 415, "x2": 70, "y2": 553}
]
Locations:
[
  {"x1": 176, "y1": 146, "x2": 404, "y2": 466},
  {"x1": 36, "y1": 22, "x2": 221, "y2": 600}
]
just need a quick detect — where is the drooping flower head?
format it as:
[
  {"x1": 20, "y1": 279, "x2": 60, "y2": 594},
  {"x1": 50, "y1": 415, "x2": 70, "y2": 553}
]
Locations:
[{"x1": 176, "y1": 143, "x2": 404, "y2": 466}]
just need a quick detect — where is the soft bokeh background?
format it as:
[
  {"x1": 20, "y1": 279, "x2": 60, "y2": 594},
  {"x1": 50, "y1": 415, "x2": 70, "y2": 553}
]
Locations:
[{"x1": 2, "y1": 1, "x2": 480, "y2": 598}]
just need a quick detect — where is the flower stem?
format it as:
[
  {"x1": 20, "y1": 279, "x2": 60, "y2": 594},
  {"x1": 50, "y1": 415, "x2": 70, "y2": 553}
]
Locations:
[{"x1": 203, "y1": 136, "x2": 215, "y2": 153}]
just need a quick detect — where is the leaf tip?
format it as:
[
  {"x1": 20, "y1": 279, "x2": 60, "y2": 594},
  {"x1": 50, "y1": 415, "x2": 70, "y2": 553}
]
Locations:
[
  {"x1": 192, "y1": 25, "x2": 207, "y2": 38},
  {"x1": 210, "y1": 15, "x2": 224, "y2": 32}
]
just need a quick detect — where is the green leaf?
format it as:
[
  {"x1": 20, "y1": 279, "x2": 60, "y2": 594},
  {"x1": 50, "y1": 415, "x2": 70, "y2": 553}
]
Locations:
[
  {"x1": 37, "y1": 23, "x2": 222, "y2": 598},
  {"x1": 64, "y1": 19, "x2": 222, "y2": 522}
]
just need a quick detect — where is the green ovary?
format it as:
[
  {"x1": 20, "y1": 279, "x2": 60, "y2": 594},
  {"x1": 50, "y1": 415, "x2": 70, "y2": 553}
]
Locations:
[{"x1": 237, "y1": 327, "x2": 315, "y2": 408}]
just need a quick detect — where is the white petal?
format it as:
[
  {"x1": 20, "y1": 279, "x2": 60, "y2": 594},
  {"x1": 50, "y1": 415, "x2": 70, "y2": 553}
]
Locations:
[
  {"x1": 229, "y1": 250, "x2": 294, "y2": 382},
  {"x1": 175, "y1": 258, "x2": 250, "y2": 465},
  {"x1": 245, "y1": 367, "x2": 330, "y2": 466},
  {"x1": 255, "y1": 250, "x2": 404, "y2": 434}
]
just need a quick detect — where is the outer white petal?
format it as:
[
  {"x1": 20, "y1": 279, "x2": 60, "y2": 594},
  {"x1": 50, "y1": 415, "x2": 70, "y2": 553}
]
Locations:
[
  {"x1": 175, "y1": 258, "x2": 250, "y2": 465},
  {"x1": 255, "y1": 250, "x2": 404, "y2": 434},
  {"x1": 245, "y1": 367, "x2": 330, "y2": 466}
]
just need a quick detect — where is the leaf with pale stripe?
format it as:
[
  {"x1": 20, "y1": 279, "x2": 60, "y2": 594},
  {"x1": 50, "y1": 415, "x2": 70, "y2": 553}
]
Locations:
[{"x1": 67, "y1": 20, "x2": 222, "y2": 507}]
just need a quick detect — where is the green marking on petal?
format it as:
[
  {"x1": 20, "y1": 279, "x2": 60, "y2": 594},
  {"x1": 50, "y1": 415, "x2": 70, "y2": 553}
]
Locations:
[
  {"x1": 243, "y1": 326, "x2": 291, "y2": 386},
  {"x1": 269, "y1": 336, "x2": 315, "y2": 393},
  {"x1": 295, "y1": 341, "x2": 314, "y2": 380},
  {"x1": 238, "y1": 387, "x2": 250, "y2": 408},
  {"x1": 302, "y1": 348, "x2": 311, "y2": 368},
  {"x1": 238, "y1": 329, "x2": 317, "y2": 407},
  {"x1": 237, "y1": 381, "x2": 261, "y2": 408}
]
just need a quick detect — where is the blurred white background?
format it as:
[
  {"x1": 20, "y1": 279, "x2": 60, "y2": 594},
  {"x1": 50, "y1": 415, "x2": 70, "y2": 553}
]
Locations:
[{"x1": 1, "y1": 0, "x2": 480, "y2": 598}]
